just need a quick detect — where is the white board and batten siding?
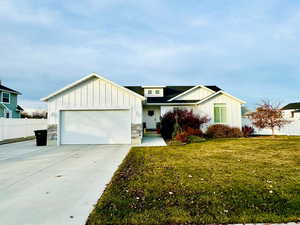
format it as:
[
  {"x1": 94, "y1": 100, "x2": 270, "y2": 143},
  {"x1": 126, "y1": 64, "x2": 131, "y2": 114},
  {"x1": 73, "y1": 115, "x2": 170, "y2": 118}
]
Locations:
[
  {"x1": 47, "y1": 76, "x2": 143, "y2": 126},
  {"x1": 175, "y1": 86, "x2": 213, "y2": 101},
  {"x1": 197, "y1": 94, "x2": 242, "y2": 129},
  {"x1": 44, "y1": 75, "x2": 144, "y2": 145}
]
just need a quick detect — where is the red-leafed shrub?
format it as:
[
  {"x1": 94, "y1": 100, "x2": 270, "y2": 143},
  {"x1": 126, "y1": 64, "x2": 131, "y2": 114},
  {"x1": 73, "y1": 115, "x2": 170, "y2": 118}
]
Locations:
[
  {"x1": 174, "y1": 132, "x2": 189, "y2": 143},
  {"x1": 160, "y1": 109, "x2": 210, "y2": 140},
  {"x1": 186, "y1": 127, "x2": 203, "y2": 137},
  {"x1": 227, "y1": 127, "x2": 243, "y2": 138},
  {"x1": 206, "y1": 124, "x2": 243, "y2": 138},
  {"x1": 242, "y1": 125, "x2": 255, "y2": 137}
]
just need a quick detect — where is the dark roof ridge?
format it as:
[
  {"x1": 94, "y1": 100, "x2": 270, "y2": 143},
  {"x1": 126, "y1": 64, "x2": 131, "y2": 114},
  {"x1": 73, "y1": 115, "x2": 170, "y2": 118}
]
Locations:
[{"x1": 282, "y1": 102, "x2": 300, "y2": 110}]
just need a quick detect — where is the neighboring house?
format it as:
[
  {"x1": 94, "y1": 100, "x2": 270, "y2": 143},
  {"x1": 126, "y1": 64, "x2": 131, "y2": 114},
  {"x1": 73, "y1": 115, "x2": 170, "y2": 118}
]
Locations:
[
  {"x1": 282, "y1": 102, "x2": 300, "y2": 119},
  {"x1": 42, "y1": 73, "x2": 245, "y2": 145},
  {"x1": 0, "y1": 82, "x2": 23, "y2": 118}
]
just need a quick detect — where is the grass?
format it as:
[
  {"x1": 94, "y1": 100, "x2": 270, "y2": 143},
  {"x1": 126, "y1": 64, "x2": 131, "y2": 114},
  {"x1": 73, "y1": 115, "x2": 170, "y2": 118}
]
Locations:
[{"x1": 86, "y1": 137, "x2": 300, "y2": 225}]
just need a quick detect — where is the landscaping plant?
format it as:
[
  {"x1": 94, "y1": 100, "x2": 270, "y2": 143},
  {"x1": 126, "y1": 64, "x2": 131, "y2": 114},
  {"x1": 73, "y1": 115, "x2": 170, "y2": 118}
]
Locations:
[
  {"x1": 242, "y1": 125, "x2": 255, "y2": 137},
  {"x1": 206, "y1": 124, "x2": 243, "y2": 138},
  {"x1": 248, "y1": 100, "x2": 290, "y2": 136},
  {"x1": 160, "y1": 109, "x2": 209, "y2": 140}
]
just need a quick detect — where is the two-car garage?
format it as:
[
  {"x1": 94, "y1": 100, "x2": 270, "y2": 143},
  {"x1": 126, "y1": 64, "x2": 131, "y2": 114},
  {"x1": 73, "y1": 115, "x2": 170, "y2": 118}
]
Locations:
[
  {"x1": 59, "y1": 109, "x2": 131, "y2": 145},
  {"x1": 42, "y1": 73, "x2": 145, "y2": 145}
]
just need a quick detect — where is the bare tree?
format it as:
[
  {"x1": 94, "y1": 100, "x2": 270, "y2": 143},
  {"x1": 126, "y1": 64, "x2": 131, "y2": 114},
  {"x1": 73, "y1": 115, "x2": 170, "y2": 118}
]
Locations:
[
  {"x1": 21, "y1": 110, "x2": 48, "y2": 119},
  {"x1": 248, "y1": 100, "x2": 290, "y2": 136}
]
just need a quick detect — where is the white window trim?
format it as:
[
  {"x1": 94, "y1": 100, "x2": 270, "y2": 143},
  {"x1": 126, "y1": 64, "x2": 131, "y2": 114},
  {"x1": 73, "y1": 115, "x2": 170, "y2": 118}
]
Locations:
[
  {"x1": 213, "y1": 103, "x2": 228, "y2": 124},
  {"x1": 2, "y1": 92, "x2": 10, "y2": 104}
]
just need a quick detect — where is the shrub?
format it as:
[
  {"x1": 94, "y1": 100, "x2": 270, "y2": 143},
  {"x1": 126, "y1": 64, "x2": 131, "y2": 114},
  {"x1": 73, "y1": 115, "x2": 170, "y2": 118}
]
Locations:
[
  {"x1": 206, "y1": 124, "x2": 242, "y2": 138},
  {"x1": 172, "y1": 122, "x2": 183, "y2": 137},
  {"x1": 187, "y1": 135, "x2": 206, "y2": 143},
  {"x1": 186, "y1": 127, "x2": 203, "y2": 137},
  {"x1": 227, "y1": 127, "x2": 243, "y2": 138},
  {"x1": 174, "y1": 132, "x2": 189, "y2": 143},
  {"x1": 160, "y1": 109, "x2": 210, "y2": 140},
  {"x1": 242, "y1": 125, "x2": 255, "y2": 137}
]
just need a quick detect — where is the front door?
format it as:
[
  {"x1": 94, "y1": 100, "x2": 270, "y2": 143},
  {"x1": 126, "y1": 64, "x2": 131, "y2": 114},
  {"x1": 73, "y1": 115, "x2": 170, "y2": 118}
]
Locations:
[
  {"x1": 144, "y1": 107, "x2": 161, "y2": 129},
  {"x1": 147, "y1": 110, "x2": 157, "y2": 129}
]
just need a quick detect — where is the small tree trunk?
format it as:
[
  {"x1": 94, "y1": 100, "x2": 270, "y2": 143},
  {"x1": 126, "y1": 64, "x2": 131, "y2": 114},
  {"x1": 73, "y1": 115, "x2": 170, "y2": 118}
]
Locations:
[{"x1": 271, "y1": 127, "x2": 275, "y2": 137}]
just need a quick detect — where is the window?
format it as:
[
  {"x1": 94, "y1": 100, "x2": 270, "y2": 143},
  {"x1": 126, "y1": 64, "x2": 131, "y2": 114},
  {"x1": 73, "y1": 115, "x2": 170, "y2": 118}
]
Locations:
[
  {"x1": 148, "y1": 90, "x2": 152, "y2": 95},
  {"x1": 148, "y1": 110, "x2": 154, "y2": 116},
  {"x1": 2, "y1": 92, "x2": 10, "y2": 104},
  {"x1": 155, "y1": 90, "x2": 160, "y2": 95},
  {"x1": 291, "y1": 111, "x2": 295, "y2": 118},
  {"x1": 214, "y1": 103, "x2": 227, "y2": 123}
]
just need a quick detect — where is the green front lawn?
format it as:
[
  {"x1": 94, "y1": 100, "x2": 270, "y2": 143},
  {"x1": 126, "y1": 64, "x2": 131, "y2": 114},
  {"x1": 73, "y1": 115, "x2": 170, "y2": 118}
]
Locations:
[{"x1": 87, "y1": 137, "x2": 300, "y2": 225}]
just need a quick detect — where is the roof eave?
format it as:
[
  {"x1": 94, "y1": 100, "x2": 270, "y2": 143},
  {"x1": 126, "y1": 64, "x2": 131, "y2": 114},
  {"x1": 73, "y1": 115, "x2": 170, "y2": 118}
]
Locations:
[
  {"x1": 167, "y1": 85, "x2": 215, "y2": 102},
  {"x1": 41, "y1": 73, "x2": 146, "y2": 102},
  {"x1": 145, "y1": 102, "x2": 198, "y2": 106},
  {"x1": 0, "y1": 89, "x2": 22, "y2": 95},
  {"x1": 196, "y1": 91, "x2": 246, "y2": 105}
]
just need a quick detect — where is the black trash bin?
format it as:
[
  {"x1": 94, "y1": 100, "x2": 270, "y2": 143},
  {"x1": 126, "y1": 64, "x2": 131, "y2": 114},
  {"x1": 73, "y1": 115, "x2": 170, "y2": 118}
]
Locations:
[{"x1": 34, "y1": 130, "x2": 47, "y2": 146}]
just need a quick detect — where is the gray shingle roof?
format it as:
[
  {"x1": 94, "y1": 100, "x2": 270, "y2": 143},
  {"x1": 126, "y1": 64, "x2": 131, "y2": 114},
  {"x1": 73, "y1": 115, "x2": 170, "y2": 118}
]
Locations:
[
  {"x1": 282, "y1": 102, "x2": 300, "y2": 110},
  {"x1": 125, "y1": 85, "x2": 221, "y2": 104},
  {"x1": 0, "y1": 84, "x2": 21, "y2": 95}
]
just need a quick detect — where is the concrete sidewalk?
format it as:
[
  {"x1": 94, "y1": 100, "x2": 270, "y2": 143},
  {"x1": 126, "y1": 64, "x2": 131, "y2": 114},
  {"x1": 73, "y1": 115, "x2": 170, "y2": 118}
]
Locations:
[
  {"x1": 0, "y1": 141, "x2": 130, "y2": 225},
  {"x1": 138, "y1": 135, "x2": 167, "y2": 147}
]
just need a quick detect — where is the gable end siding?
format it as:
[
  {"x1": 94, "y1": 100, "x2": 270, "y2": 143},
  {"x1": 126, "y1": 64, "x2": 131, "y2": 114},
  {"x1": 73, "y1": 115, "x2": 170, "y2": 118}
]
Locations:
[
  {"x1": 175, "y1": 87, "x2": 214, "y2": 101},
  {"x1": 197, "y1": 93, "x2": 242, "y2": 128},
  {"x1": 47, "y1": 77, "x2": 143, "y2": 125}
]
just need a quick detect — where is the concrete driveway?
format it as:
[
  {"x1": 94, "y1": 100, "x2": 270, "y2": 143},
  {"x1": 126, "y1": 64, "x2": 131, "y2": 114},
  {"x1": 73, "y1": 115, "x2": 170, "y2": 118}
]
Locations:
[{"x1": 0, "y1": 141, "x2": 131, "y2": 225}]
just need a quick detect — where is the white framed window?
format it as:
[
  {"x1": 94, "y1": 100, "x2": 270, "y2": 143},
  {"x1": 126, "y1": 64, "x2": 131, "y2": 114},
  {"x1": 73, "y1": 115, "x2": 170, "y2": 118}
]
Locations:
[
  {"x1": 148, "y1": 90, "x2": 152, "y2": 95},
  {"x1": 214, "y1": 103, "x2": 227, "y2": 123},
  {"x1": 155, "y1": 90, "x2": 160, "y2": 94},
  {"x1": 2, "y1": 92, "x2": 10, "y2": 104}
]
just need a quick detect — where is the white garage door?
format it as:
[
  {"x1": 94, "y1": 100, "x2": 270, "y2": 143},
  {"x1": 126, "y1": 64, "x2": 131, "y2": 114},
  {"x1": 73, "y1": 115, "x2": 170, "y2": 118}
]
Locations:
[{"x1": 60, "y1": 110, "x2": 131, "y2": 145}]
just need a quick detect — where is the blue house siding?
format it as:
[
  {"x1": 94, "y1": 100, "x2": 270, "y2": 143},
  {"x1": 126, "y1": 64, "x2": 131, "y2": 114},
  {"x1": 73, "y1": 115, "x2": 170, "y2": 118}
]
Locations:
[{"x1": 0, "y1": 91, "x2": 21, "y2": 118}]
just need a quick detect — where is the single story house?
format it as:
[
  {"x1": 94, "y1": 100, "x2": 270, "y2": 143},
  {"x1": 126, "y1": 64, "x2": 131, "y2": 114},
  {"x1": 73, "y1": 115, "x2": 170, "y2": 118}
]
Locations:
[
  {"x1": 0, "y1": 82, "x2": 23, "y2": 118},
  {"x1": 42, "y1": 73, "x2": 245, "y2": 145},
  {"x1": 282, "y1": 102, "x2": 300, "y2": 119}
]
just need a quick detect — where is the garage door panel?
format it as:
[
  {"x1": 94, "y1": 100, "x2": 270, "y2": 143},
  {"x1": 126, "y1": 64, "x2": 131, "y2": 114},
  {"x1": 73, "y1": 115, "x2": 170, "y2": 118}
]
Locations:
[{"x1": 60, "y1": 110, "x2": 131, "y2": 145}]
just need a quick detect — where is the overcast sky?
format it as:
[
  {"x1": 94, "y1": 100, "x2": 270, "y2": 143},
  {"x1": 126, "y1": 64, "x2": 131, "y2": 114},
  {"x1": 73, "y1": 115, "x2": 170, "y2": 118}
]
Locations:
[{"x1": 1, "y1": 0, "x2": 299, "y2": 110}]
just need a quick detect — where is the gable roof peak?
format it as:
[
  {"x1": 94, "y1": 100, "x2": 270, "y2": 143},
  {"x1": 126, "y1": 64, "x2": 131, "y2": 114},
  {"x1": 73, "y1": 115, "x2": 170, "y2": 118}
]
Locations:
[
  {"x1": 41, "y1": 73, "x2": 145, "y2": 101},
  {"x1": 0, "y1": 83, "x2": 21, "y2": 95}
]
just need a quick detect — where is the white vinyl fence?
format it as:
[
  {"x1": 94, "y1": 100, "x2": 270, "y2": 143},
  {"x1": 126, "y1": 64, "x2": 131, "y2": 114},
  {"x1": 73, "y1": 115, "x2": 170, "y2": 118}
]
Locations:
[
  {"x1": 242, "y1": 117, "x2": 300, "y2": 136},
  {"x1": 0, "y1": 118, "x2": 48, "y2": 141}
]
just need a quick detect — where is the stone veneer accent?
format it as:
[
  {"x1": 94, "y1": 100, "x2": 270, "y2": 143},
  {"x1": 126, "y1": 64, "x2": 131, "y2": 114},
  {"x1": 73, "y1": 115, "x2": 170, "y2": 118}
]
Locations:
[
  {"x1": 47, "y1": 125, "x2": 58, "y2": 140},
  {"x1": 131, "y1": 124, "x2": 143, "y2": 145},
  {"x1": 47, "y1": 124, "x2": 142, "y2": 144}
]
